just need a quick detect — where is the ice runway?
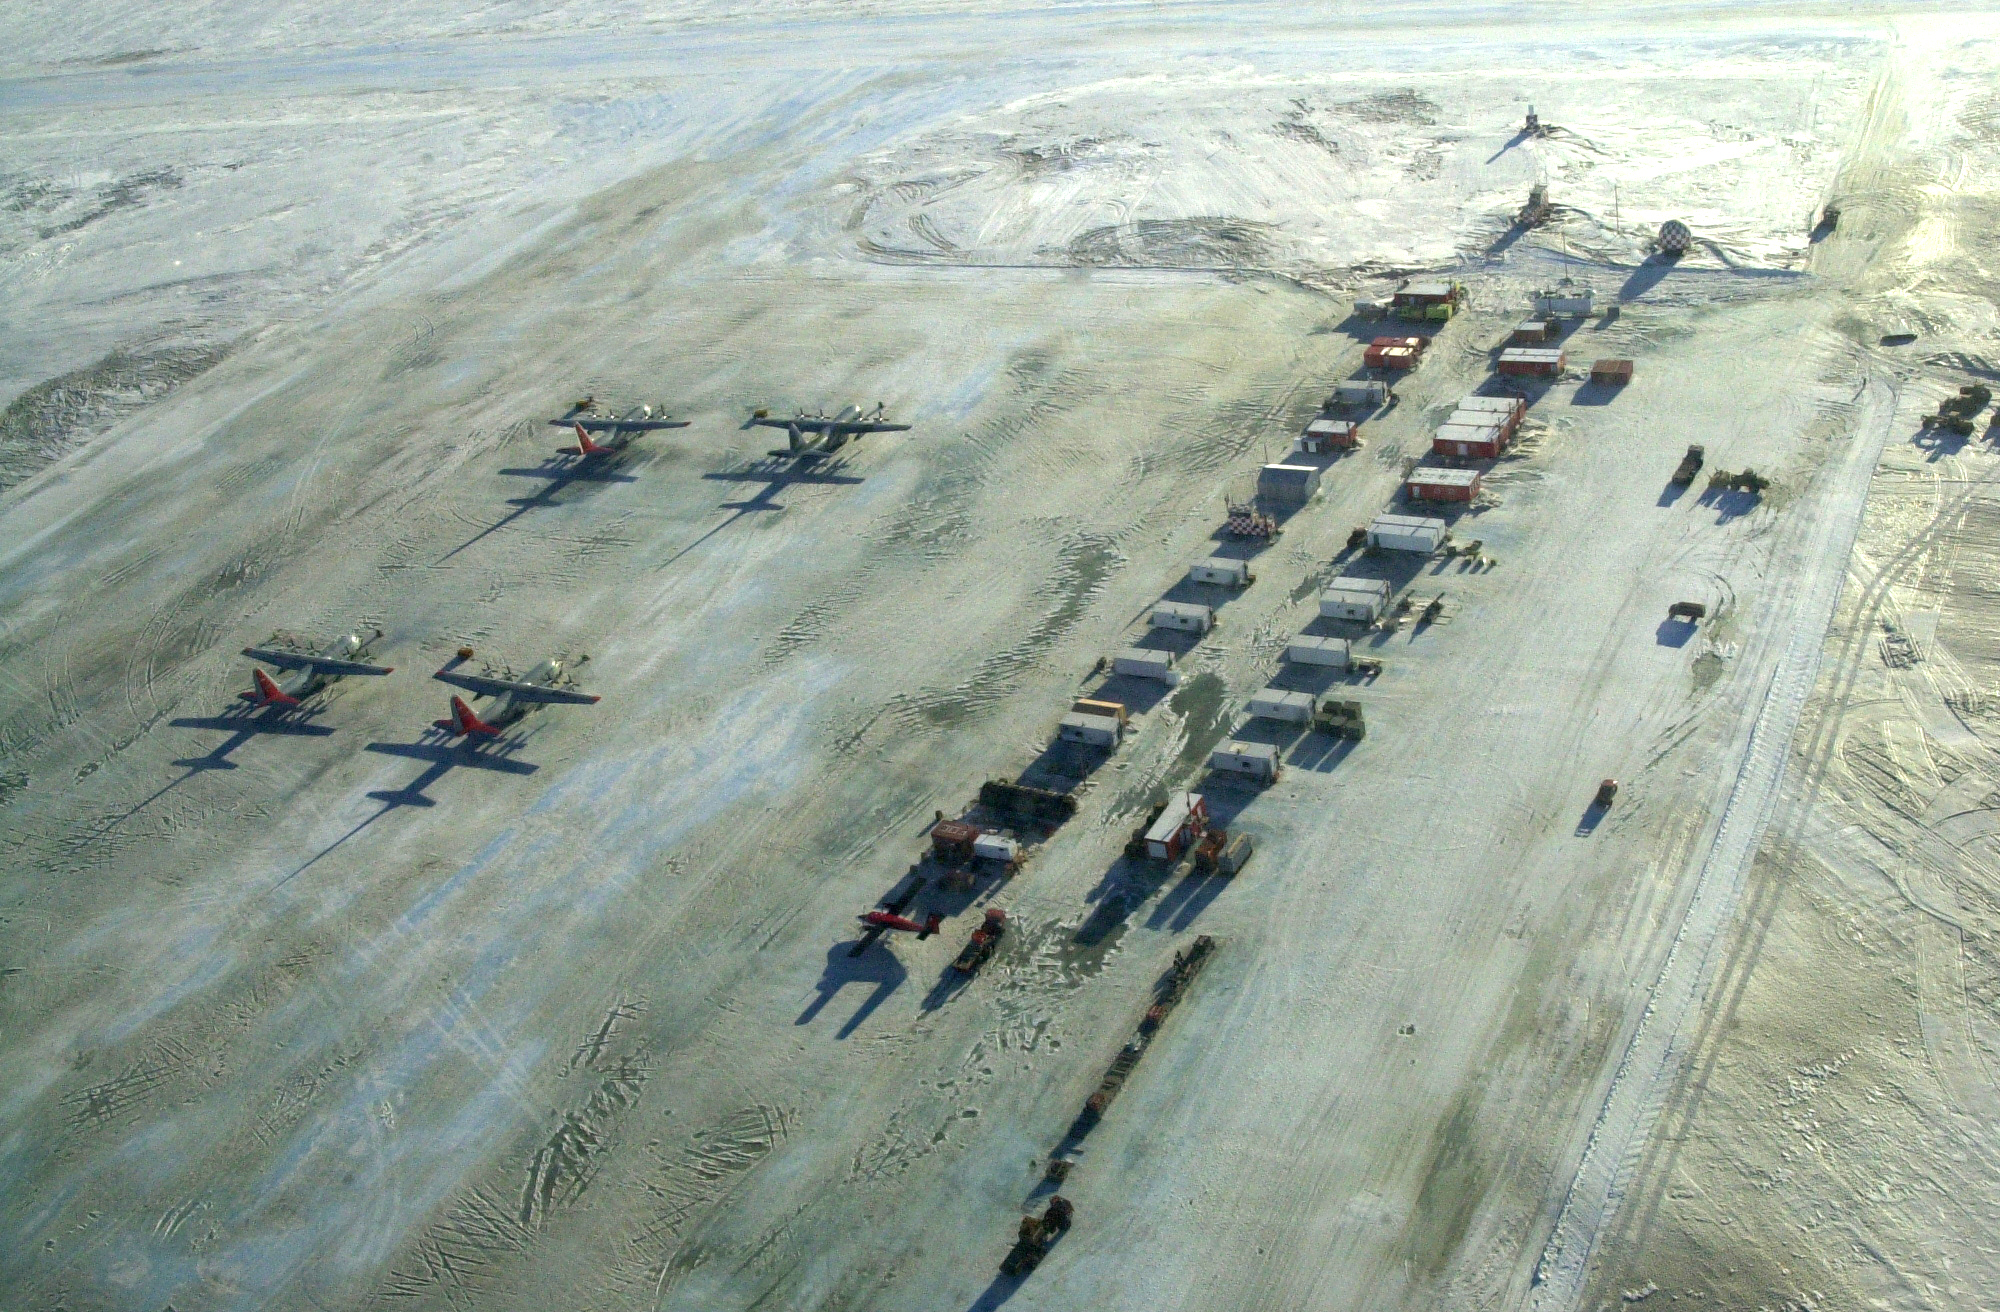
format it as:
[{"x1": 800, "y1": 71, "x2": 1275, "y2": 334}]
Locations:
[{"x1": 4, "y1": 4, "x2": 1998, "y2": 1311}]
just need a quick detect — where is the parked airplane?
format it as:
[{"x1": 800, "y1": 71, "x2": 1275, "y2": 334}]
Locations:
[
  {"x1": 546, "y1": 403, "x2": 689, "y2": 445},
  {"x1": 431, "y1": 657, "x2": 600, "y2": 737},
  {"x1": 240, "y1": 630, "x2": 393, "y2": 707},
  {"x1": 749, "y1": 403, "x2": 911, "y2": 459}
]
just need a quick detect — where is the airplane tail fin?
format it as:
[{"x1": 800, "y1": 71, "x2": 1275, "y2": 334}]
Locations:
[
  {"x1": 787, "y1": 423, "x2": 803, "y2": 454},
  {"x1": 920, "y1": 913, "x2": 944, "y2": 939},
  {"x1": 435, "y1": 695, "x2": 500, "y2": 738},
  {"x1": 574, "y1": 422, "x2": 607, "y2": 456},
  {"x1": 242, "y1": 668, "x2": 300, "y2": 707}
]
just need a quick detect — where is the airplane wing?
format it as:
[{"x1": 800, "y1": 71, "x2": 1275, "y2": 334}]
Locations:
[
  {"x1": 829, "y1": 421, "x2": 913, "y2": 434},
  {"x1": 431, "y1": 668, "x2": 602, "y2": 705},
  {"x1": 242, "y1": 647, "x2": 394, "y2": 677},
  {"x1": 547, "y1": 418, "x2": 690, "y2": 431},
  {"x1": 364, "y1": 741, "x2": 541, "y2": 775},
  {"x1": 748, "y1": 416, "x2": 833, "y2": 433}
]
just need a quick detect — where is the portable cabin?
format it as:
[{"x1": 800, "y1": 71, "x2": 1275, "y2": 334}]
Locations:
[
  {"x1": 1509, "y1": 320, "x2": 1554, "y2": 345},
  {"x1": 1497, "y1": 347, "x2": 1566, "y2": 377},
  {"x1": 1058, "y1": 712, "x2": 1123, "y2": 748},
  {"x1": 1299, "y1": 417, "x2": 1359, "y2": 453},
  {"x1": 973, "y1": 833, "x2": 1021, "y2": 864},
  {"x1": 1406, "y1": 467, "x2": 1482, "y2": 503},
  {"x1": 1320, "y1": 577, "x2": 1390, "y2": 622},
  {"x1": 931, "y1": 819, "x2": 980, "y2": 864},
  {"x1": 1257, "y1": 463, "x2": 1321, "y2": 503},
  {"x1": 1210, "y1": 741, "x2": 1280, "y2": 783},
  {"x1": 1534, "y1": 285, "x2": 1595, "y2": 318},
  {"x1": 1591, "y1": 358, "x2": 1634, "y2": 385},
  {"x1": 1286, "y1": 635, "x2": 1353, "y2": 668},
  {"x1": 1455, "y1": 394, "x2": 1526, "y2": 434},
  {"x1": 1367, "y1": 513, "x2": 1448, "y2": 555},
  {"x1": 1433, "y1": 421, "x2": 1506, "y2": 460},
  {"x1": 1144, "y1": 791, "x2": 1209, "y2": 861},
  {"x1": 1329, "y1": 379, "x2": 1390, "y2": 408},
  {"x1": 1246, "y1": 688, "x2": 1317, "y2": 725},
  {"x1": 1392, "y1": 279, "x2": 1462, "y2": 320},
  {"x1": 1447, "y1": 408, "x2": 1518, "y2": 441},
  {"x1": 1112, "y1": 647, "x2": 1177, "y2": 681},
  {"x1": 1187, "y1": 557, "x2": 1252, "y2": 587},
  {"x1": 1150, "y1": 602, "x2": 1214, "y2": 634}
]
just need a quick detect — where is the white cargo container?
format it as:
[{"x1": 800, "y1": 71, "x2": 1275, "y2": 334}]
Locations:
[
  {"x1": 1187, "y1": 557, "x2": 1251, "y2": 587},
  {"x1": 1368, "y1": 513, "x2": 1448, "y2": 555},
  {"x1": 973, "y1": 833, "x2": 1021, "y2": 863},
  {"x1": 1210, "y1": 740, "x2": 1280, "y2": 782},
  {"x1": 1257, "y1": 463, "x2": 1321, "y2": 503},
  {"x1": 1150, "y1": 602, "x2": 1214, "y2": 634},
  {"x1": 1112, "y1": 647, "x2": 1177, "y2": 681},
  {"x1": 1534, "y1": 285, "x2": 1595, "y2": 318},
  {"x1": 1456, "y1": 394, "x2": 1524, "y2": 418},
  {"x1": 1246, "y1": 687, "x2": 1317, "y2": 724},
  {"x1": 1320, "y1": 577, "x2": 1390, "y2": 622},
  {"x1": 1286, "y1": 635, "x2": 1353, "y2": 667},
  {"x1": 1330, "y1": 379, "x2": 1390, "y2": 407},
  {"x1": 1058, "y1": 712, "x2": 1123, "y2": 747}
]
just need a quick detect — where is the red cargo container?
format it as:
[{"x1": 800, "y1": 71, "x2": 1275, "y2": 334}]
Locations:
[
  {"x1": 1432, "y1": 422, "x2": 1506, "y2": 460},
  {"x1": 1591, "y1": 358, "x2": 1634, "y2": 385},
  {"x1": 1365, "y1": 345, "x2": 1420, "y2": 370},
  {"x1": 1496, "y1": 347, "x2": 1565, "y2": 377},
  {"x1": 1370, "y1": 335, "x2": 1429, "y2": 351},
  {"x1": 1406, "y1": 467, "x2": 1482, "y2": 502},
  {"x1": 932, "y1": 820, "x2": 980, "y2": 863},
  {"x1": 1302, "y1": 417, "x2": 1360, "y2": 450}
]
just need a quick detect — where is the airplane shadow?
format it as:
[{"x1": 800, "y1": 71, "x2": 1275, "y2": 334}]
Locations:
[
  {"x1": 660, "y1": 457, "x2": 866, "y2": 568},
  {"x1": 797, "y1": 940, "x2": 907, "y2": 1038},
  {"x1": 438, "y1": 458, "x2": 637, "y2": 561},
  {"x1": 273, "y1": 732, "x2": 537, "y2": 887},
  {"x1": 68, "y1": 707, "x2": 339, "y2": 838},
  {"x1": 170, "y1": 707, "x2": 336, "y2": 771}
]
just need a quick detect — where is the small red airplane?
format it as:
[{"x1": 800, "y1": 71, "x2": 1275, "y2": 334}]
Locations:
[
  {"x1": 435, "y1": 695, "x2": 501, "y2": 738},
  {"x1": 859, "y1": 909, "x2": 944, "y2": 938}
]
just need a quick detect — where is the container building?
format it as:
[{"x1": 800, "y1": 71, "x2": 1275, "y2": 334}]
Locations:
[
  {"x1": 1210, "y1": 741, "x2": 1280, "y2": 782},
  {"x1": 1406, "y1": 467, "x2": 1482, "y2": 502},
  {"x1": 1320, "y1": 577, "x2": 1391, "y2": 622},
  {"x1": 1150, "y1": 602, "x2": 1214, "y2": 634},
  {"x1": 1286, "y1": 634, "x2": 1353, "y2": 667},
  {"x1": 1367, "y1": 513, "x2": 1448, "y2": 555}
]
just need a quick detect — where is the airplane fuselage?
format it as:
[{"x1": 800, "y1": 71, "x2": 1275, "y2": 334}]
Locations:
[
  {"x1": 470, "y1": 658, "x2": 569, "y2": 727},
  {"x1": 242, "y1": 631, "x2": 391, "y2": 707}
]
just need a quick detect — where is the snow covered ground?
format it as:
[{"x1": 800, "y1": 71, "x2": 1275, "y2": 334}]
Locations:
[{"x1": 4, "y1": 4, "x2": 2000, "y2": 1311}]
